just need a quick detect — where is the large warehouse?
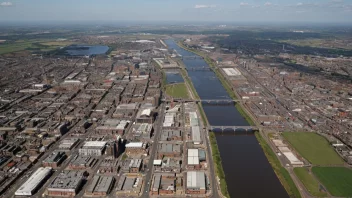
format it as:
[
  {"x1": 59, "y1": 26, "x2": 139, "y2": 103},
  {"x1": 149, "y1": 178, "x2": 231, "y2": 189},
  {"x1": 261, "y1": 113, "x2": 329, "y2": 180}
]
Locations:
[
  {"x1": 78, "y1": 141, "x2": 107, "y2": 156},
  {"x1": 15, "y1": 167, "x2": 52, "y2": 196},
  {"x1": 186, "y1": 171, "x2": 206, "y2": 194},
  {"x1": 222, "y1": 68, "x2": 241, "y2": 76}
]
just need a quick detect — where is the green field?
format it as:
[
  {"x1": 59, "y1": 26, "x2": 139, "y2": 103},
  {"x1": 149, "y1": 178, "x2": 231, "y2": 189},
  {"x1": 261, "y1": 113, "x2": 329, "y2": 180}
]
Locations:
[
  {"x1": 282, "y1": 132, "x2": 344, "y2": 165},
  {"x1": 165, "y1": 83, "x2": 189, "y2": 99},
  {"x1": 312, "y1": 167, "x2": 352, "y2": 197},
  {"x1": 0, "y1": 39, "x2": 75, "y2": 54},
  {"x1": 294, "y1": 167, "x2": 327, "y2": 197}
]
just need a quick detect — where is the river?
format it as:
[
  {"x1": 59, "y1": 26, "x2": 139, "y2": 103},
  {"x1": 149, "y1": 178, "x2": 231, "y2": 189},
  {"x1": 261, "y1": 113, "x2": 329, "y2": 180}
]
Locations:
[{"x1": 164, "y1": 39, "x2": 289, "y2": 198}]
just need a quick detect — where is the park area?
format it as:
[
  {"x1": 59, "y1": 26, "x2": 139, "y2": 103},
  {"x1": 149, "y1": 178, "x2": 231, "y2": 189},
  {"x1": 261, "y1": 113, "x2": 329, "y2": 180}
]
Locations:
[
  {"x1": 293, "y1": 167, "x2": 327, "y2": 197},
  {"x1": 282, "y1": 132, "x2": 344, "y2": 165},
  {"x1": 312, "y1": 167, "x2": 352, "y2": 197},
  {"x1": 165, "y1": 83, "x2": 189, "y2": 99}
]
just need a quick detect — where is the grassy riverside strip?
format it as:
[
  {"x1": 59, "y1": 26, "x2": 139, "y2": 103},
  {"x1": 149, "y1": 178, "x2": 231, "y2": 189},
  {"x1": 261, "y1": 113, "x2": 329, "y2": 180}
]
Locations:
[
  {"x1": 177, "y1": 41, "x2": 255, "y2": 126},
  {"x1": 255, "y1": 132, "x2": 301, "y2": 198},
  {"x1": 293, "y1": 167, "x2": 327, "y2": 197},
  {"x1": 209, "y1": 132, "x2": 230, "y2": 198}
]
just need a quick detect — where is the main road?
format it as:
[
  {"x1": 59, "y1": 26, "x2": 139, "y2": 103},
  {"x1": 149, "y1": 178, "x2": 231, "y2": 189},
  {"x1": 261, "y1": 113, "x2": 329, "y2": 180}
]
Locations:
[{"x1": 141, "y1": 102, "x2": 165, "y2": 198}]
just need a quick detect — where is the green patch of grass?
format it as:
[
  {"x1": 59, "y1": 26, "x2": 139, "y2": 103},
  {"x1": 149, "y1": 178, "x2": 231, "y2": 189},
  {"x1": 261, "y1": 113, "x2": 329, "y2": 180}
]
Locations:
[
  {"x1": 256, "y1": 132, "x2": 301, "y2": 198},
  {"x1": 165, "y1": 83, "x2": 189, "y2": 99},
  {"x1": 121, "y1": 153, "x2": 128, "y2": 161},
  {"x1": 294, "y1": 167, "x2": 327, "y2": 197},
  {"x1": 209, "y1": 132, "x2": 230, "y2": 198},
  {"x1": 282, "y1": 132, "x2": 344, "y2": 165},
  {"x1": 0, "y1": 39, "x2": 76, "y2": 55},
  {"x1": 312, "y1": 167, "x2": 352, "y2": 197}
]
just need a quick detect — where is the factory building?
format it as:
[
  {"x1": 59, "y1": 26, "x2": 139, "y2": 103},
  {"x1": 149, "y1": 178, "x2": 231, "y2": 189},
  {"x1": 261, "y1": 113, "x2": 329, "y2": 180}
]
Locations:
[
  {"x1": 125, "y1": 142, "x2": 147, "y2": 156},
  {"x1": 68, "y1": 155, "x2": 98, "y2": 170},
  {"x1": 186, "y1": 171, "x2": 206, "y2": 194},
  {"x1": 42, "y1": 151, "x2": 67, "y2": 168},
  {"x1": 58, "y1": 138, "x2": 80, "y2": 151},
  {"x1": 85, "y1": 175, "x2": 115, "y2": 197},
  {"x1": 47, "y1": 170, "x2": 86, "y2": 197},
  {"x1": 135, "y1": 108, "x2": 155, "y2": 124},
  {"x1": 163, "y1": 113, "x2": 176, "y2": 127},
  {"x1": 157, "y1": 143, "x2": 182, "y2": 158},
  {"x1": 15, "y1": 167, "x2": 52, "y2": 196},
  {"x1": 151, "y1": 173, "x2": 176, "y2": 195},
  {"x1": 191, "y1": 126, "x2": 202, "y2": 145},
  {"x1": 222, "y1": 68, "x2": 241, "y2": 76},
  {"x1": 121, "y1": 158, "x2": 143, "y2": 173},
  {"x1": 78, "y1": 141, "x2": 107, "y2": 156}
]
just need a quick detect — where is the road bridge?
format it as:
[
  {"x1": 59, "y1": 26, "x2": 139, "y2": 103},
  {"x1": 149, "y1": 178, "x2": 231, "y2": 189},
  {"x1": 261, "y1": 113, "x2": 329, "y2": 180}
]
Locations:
[
  {"x1": 210, "y1": 125, "x2": 259, "y2": 132},
  {"x1": 185, "y1": 67, "x2": 212, "y2": 71},
  {"x1": 161, "y1": 98, "x2": 243, "y2": 103},
  {"x1": 181, "y1": 56, "x2": 203, "y2": 60}
]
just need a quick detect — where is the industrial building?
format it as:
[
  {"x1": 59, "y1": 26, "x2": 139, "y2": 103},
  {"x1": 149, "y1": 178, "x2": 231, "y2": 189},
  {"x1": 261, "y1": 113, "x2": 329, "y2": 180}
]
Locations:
[
  {"x1": 151, "y1": 173, "x2": 176, "y2": 195},
  {"x1": 47, "y1": 170, "x2": 86, "y2": 197},
  {"x1": 163, "y1": 113, "x2": 176, "y2": 127},
  {"x1": 121, "y1": 158, "x2": 143, "y2": 173},
  {"x1": 58, "y1": 138, "x2": 80, "y2": 150},
  {"x1": 15, "y1": 167, "x2": 52, "y2": 196},
  {"x1": 186, "y1": 171, "x2": 206, "y2": 194},
  {"x1": 116, "y1": 175, "x2": 143, "y2": 196},
  {"x1": 160, "y1": 130, "x2": 182, "y2": 141},
  {"x1": 189, "y1": 112, "x2": 199, "y2": 127},
  {"x1": 78, "y1": 141, "x2": 107, "y2": 156},
  {"x1": 68, "y1": 155, "x2": 98, "y2": 170},
  {"x1": 222, "y1": 68, "x2": 241, "y2": 76},
  {"x1": 85, "y1": 175, "x2": 115, "y2": 197},
  {"x1": 153, "y1": 157, "x2": 182, "y2": 173},
  {"x1": 125, "y1": 142, "x2": 147, "y2": 156},
  {"x1": 135, "y1": 108, "x2": 154, "y2": 124},
  {"x1": 191, "y1": 126, "x2": 201, "y2": 145},
  {"x1": 187, "y1": 149, "x2": 200, "y2": 168},
  {"x1": 95, "y1": 119, "x2": 129, "y2": 135},
  {"x1": 42, "y1": 151, "x2": 67, "y2": 168},
  {"x1": 157, "y1": 143, "x2": 182, "y2": 158}
]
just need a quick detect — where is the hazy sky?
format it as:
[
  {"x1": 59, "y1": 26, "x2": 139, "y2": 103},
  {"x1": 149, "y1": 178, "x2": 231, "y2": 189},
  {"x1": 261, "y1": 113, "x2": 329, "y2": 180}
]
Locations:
[{"x1": 0, "y1": 0, "x2": 351, "y2": 23}]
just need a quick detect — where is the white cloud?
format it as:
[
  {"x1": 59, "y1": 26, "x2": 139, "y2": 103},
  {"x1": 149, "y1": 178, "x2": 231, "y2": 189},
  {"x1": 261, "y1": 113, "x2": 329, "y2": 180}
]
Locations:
[
  {"x1": 194, "y1": 5, "x2": 216, "y2": 9},
  {"x1": 297, "y1": 2, "x2": 303, "y2": 6},
  {"x1": 240, "y1": 2, "x2": 249, "y2": 6},
  {"x1": 264, "y1": 2, "x2": 272, "y2": 6},
  {"x1": 0, "y1": 2, "x2": 12, "y2": 6}
]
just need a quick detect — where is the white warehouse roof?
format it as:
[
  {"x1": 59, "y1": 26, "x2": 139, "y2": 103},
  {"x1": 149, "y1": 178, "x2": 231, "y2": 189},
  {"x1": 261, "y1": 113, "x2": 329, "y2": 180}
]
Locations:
[
  {"x1": 15, "y1": 167, "x2": 52, "y2": 196},
  {"x1": 187, "y1": 171, "x2": 206, "y2": 190},
  {"x1": 126, "y1": 142, "x2": 144, "y2": 148},
  {"x1": 222, "y1": 68, "x2": 241, "y2": 76},
  {"x1": 83, "y1": 141, "x2": 107, "y2": 148},
  {"x1": 188, "y1": 149, "x2": 199, "y2": 165}
]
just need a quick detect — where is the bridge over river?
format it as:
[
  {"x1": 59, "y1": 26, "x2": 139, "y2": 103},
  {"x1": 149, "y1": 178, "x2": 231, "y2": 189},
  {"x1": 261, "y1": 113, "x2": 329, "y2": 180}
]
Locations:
[{"x1": 209, "y1": 125, "x2": 259, "y2": 134}]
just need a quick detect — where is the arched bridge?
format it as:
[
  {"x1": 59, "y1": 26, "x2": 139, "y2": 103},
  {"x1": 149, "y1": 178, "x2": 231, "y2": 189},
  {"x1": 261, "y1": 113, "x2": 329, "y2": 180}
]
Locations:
[
  {"x1": 210, "y1": 126, "x2": 259, "y2": 132},
  {"x1": 181, "y1": 56, "x2": 203, "y2": 60},
  {"x1": 185, "y1": 67, "x2": 211, "y2": 71},
  {"x1": 161, "y1": 99, "x2": 243, "y2": 105}
]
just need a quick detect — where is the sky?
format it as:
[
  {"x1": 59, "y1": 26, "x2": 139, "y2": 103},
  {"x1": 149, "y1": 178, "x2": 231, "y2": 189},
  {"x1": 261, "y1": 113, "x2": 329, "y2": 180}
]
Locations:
[{"x1": 0, "y1": 0, "x2": 352, "y2": 23}]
